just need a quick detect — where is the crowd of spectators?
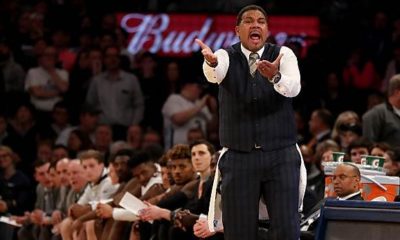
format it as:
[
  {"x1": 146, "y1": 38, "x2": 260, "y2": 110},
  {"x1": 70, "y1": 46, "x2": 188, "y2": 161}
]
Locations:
[{"x1": 0, "y1": 0, "x2": 400, "y2": 240}]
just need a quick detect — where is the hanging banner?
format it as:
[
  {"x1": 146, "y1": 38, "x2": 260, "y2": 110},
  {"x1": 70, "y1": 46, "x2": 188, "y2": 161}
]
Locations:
[{"x1": 117, "y1": 13, "x2": 319, "y2": 57}]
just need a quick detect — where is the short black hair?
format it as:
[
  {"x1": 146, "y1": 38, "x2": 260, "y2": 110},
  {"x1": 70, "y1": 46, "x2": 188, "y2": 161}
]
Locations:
[
  {"x1": 127, "y1": 150, "x2": 153, "y2": 169},
  {"x1": 236, "y1": 5, "x2": 268, "y2": 26},
  {"x1": 109, "y1": 148, "x2": 136, "y2": 164}
]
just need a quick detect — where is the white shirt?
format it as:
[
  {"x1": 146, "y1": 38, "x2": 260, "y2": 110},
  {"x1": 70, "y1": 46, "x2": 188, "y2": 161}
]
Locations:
[
  {"x1": 25, "y1": 66, "x2": 69, "y2": 111},
  {"x1": 337, "y1": 190, "x2": 362, "y2": 201},
  {"x1": 77, "y1": 168, "x2": 119, "y2": 209},
  {"x1": 162, "y1": 94, "x2": 212, "y2": 149},
  {"x1": 202, "y1": 44, "x2": 301, "y2": 98}
]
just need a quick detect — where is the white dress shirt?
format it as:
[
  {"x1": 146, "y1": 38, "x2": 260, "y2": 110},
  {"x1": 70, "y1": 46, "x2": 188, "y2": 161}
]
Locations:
[{"x1": 202, "y1": 44, "x2": 301, "y2": 98}]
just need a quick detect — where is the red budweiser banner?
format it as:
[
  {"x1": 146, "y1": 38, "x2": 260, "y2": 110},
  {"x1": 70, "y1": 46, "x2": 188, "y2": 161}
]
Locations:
[{"x1": 117, "y1": 13, "x2": 319, "y2": 57}]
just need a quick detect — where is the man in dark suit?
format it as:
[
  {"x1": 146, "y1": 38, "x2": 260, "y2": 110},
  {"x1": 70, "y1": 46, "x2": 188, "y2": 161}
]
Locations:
[
  {"x1": 300, "y1": 163, "x2": 363, "y2": 239},
  {"x1": 196, "y1": 4, "x2": 302, "y2": 240}
]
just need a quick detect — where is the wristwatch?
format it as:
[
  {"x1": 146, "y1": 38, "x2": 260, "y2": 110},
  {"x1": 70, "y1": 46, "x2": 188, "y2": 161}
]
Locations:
[{"x1": 268, "y1": 71, "x2": 281, "y2": 84}]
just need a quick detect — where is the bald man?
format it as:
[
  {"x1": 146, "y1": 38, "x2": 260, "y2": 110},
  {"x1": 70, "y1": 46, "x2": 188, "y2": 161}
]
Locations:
[
  {"x1": 333, "y1": 163, "x2": 363, "y2": 200},
  {"x1": 300, "y1": 163, "x2": 363, "y2": 239}
]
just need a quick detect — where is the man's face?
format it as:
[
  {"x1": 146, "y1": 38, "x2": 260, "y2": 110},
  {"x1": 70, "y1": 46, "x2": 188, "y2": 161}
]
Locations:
[
  {"x1": 191, "y1": 144, "x2": 212, "y2": 173},
  {"x1": 68, "y1": 161, "x2": 87, "y2": 191},
  {"x1": 161, "y1": 166, "x2": 171, "y2": 189},
  {"x1": 350, "y1": 147, "x2": 369, "y2": 164},
  {"x1": 308, "y1": 112, "x2": 321, "y2": 135},
  {"x1": 52, "y1": 148, "x2": 69, "y2": 162},
  {"x1": 235, "y1": 9, "x2": 268, "y2": 52},
  {"x1": 95, "y1": 126, "x2": 112, "y2": 148},
  {"x1": 339, "y1": 131, "x2": 359, "y2": 149},
  {"x1": 56, "y1": 159, "x2": 70, "y2": 187},
  {"x1": 333, "y1": 165, "x2": 360, "y2": 197},
  {"x1": 132, "y1": 162, "x2": 155, "y2": 187},
  {"x1": 48, "y1": 167, "x2": 61, "y2": 187},
  {"x1": 0, "y1": 150, "x2": 13, "y2": 169},
  {"x1": 35, "y1": 163, "x2": 52, "y2": 187},
  {"x1": 170, "y1": 158, "x2": 194, "y2": 185},
  {"x1": 113, "y1": 155, "x2": 130, "y2": 182},
  {"x1": 81, "y1": 158, "x2": 104, "y2": 183}
]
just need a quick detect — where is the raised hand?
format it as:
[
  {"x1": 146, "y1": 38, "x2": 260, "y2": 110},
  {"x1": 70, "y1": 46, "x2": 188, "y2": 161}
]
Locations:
[
  {"x1": 195, "y1": 39, "x2": 218, "y2": 65},
  {"x1": 257, "y1": 53, "x2": 283, "y2": 79}
]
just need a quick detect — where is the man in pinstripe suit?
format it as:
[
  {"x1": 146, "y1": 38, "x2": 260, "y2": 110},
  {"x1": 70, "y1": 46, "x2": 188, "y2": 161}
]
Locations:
[{"x1": 196, "y1": 4, "x2": 302, "y2": 240}]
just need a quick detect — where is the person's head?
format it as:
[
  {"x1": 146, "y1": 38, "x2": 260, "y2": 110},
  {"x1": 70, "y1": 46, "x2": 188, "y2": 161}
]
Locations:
[
  {"x1": 108, "y1": 161, "x2": 119, "y2": 184},
  {"x1": 332, "y1": 111, "x2": 360, "y2": 141},
  {"x1": 13, "y1": 102, "x2": 35, "y2": 124},
  {"x1": 383, "y1": 147, "x2": 400, "y2": 176},
  {"x1": 309, "y1": 109, "x2": 333, "y2": 136},
  {"x1": 190, "y1": 139, "x2": 215, "y2": 174},
  {"x1": 79, "y1": 150, "x2": 105, "y2": 183},
  {"x1": 94, "y1": 124, "x2": 113, "y2": 150},
  {"x1": 79, "y1": 104, "x2": 100, "y2": 131},
  {"x1": 180, "y1": 78, "x2": 204, "y2": 101},
  {"x1": 187, "y1": 128, "x2": 205, "y2": 144},
  {"x1": 127, "y1": 124, "x2": 143, "y2": 149},
  {"x1": 52, "y1": 145, "x2": 69, "y2": 162},
  {"x1": 315, "y1": 139, "x2": 340, "y2": 170},
  {"x1": 52, "y1": 101, "x2": 69, "y2": 127},
  {"x1": 142, "y1": 130, "x2": 162, "y2": 149},
  {"x1": 103, "y1": 45, "x2": 120, "y2": 71},
  {"x1": 68, "y1": 159, "x2": 87, "y2": 192},
  {"x1": 34, "y1": 159, "x2": 51, "y2": 187},
  {"x1": 166, "y1": 61, "x2": 180, "y2": 83},
  {"x1": 168, "y1": 144, "x2": 195, "y2": 185},
  {"x1": 388, "y1": 74, "x2": 400, "y2": 108},
  {"x1": 235, "y1": 5, "x2": 268, "y2": 52},
  {"x1": 128, "y1": 150, "x2": 157, "y2": 187},
  {"x1": 0, "y1": 146, "x2": 16, "y2": 170},
  {"x1": 68, "y1": 129, "x2": 93, "y2": 154},
  {"x1": 371, "y1": 142, "x2": 392, "y2": 157},
  {"x1": 338, "y1": 123, "x2": 362, "y2": 150},
  {"x1": 37, "y1": 140, "x2": 53, "y2": 162},
  {"x1": 56, "y1": 158, "x2": 70, "y2": 186},
  {"x1": 48, "y1": 161, "x2": 61, "y2": 188},
  {"x1": 348, "y1": 138, "x2": 372, "y2": 164},
  {"x1": 333, "y1": 163, "x2": 361, "y2": 198},
  {"x1": 109, "y1": 148, "x2": 134, "y2": 183},
  {"x1": 39, "y1": 45, "x2": 58, "y2": 69},
  {"x1": 159, "y1": 154, "x2": 171, "y2": 189}
]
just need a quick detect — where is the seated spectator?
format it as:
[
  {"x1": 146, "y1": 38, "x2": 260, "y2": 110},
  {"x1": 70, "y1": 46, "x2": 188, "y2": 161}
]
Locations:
[
  {"x1": 56, "y1": 103, "x2": 100, "y2": 147},
  {"x1": 58, "y1": 160, "x2": 88, "y2": 239},
  {"x1": 17, "y1": 160, "x2": 56, "y2": 240},
  {"x1": 337, "y1": 122, "x2": 362, "y2": 153},
  {"x1": 348, "y1": 138, "x2": 372, "y2": 164},
  {"x1": 383, "y1": 147, "x2": 400, "y2": 176},
  {"x1": 300, "y1": 163, "x2": 363, "y2": 239},
  {"x1": 62, "y1": 150, "x2": 118, "y2": 240},
  {"x1": 0, "y1": 146, "x2": 31, "y2": 216},
  {"x1": 139, "y1": 140, "x2": 216, "y2": 239},
  {"x1": 332, "y1": 111, "x2": 360, "y2": 141},
  {"x1": 126, "y1": 124, "x2": 143, "y2": 150},
  {"x1": 51, "y1": 144, "x2": 70, "y2": 162}
]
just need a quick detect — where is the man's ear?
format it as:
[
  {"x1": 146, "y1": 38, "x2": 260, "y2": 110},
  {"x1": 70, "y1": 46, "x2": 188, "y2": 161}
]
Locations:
[{"x1": 235, "y1": 26, "x2": 240, "y2": 37}]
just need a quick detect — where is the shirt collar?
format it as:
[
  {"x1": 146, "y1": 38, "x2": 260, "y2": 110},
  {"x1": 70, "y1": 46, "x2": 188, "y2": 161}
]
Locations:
[
  {"x1": 241, "y1": 44, "x2": 264, "y2": 61},
  {"x1": 393, "y1": 105, "x2": 400, "y2": 117},
  {"x1": 337, "y1": 190, "x2": 361, "y2": 200}
]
